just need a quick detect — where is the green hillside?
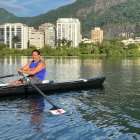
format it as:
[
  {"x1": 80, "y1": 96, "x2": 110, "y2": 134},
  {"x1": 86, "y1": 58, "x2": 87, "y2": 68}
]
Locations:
[
  {"x1": 0, "y1": 0, "x2": 140, "y2": 38},
  {"x1": 0, "y1": 8, "x2": 17, "y2": 22}
]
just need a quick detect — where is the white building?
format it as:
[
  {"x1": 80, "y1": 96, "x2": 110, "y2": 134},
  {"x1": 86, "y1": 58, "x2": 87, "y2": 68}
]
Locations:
[
  {"x1": 82, "y1": 38, "x2": 94, "y2": 44},
  {"x1": 39, "y1": 23, "x2": 56, "y2": 48},
  {"x1": 0, "y1": 23, "x2": 29, "y2": 49},
  {"x1": 135, "y1": 37, "x2": 140, "y2": 43},
  {"x1": 57, "y1": 18, "x2": 82, "y2": 47},
  {"x1": 29, "y1": 28, "x2": 44, "y2": 49},
  {"x1": 121, "y1": 38, "x2": 135, "y2": 45},
  {"x1": 121, "y1": 37, "x2": 140, "y2": 45}
]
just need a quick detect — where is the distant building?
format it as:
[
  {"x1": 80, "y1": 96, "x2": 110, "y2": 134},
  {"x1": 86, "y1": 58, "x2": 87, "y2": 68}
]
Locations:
[
  {"x1": 0, "y1": 23, "x2": 29, "y2": 49},
  {"x1": 82, "y1": 38, "x2": 94, "y2": 44},
  {"x1": 121, "y1": 38, "x2": 135, "y2": 45},
  {"x1": 57, "y1": 18, "x2": 82, "y2": 47},
  {"x1": 91, "y1": 27, "x2": 103, "y2": 44},
  {"x1": 121, "y1": 37, "x2": 140, "y2": 45},
  {"x1": 119, "y1": 32, "x2": 134, "y2": 38},
  {"x1": 29, "y1": 28, "x2": 44, "y2": 49},
  {"x1": 135, "y1": 37, "x2": 140, "y2": 43},
  {"x1": 39, "y1": 23, "x2": 56, "y2": 48}
]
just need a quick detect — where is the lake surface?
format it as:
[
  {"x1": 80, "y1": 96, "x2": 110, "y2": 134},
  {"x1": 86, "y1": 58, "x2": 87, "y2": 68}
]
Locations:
[{"x1": 0, "y1": 56, "x2": 140, "y2": 140}]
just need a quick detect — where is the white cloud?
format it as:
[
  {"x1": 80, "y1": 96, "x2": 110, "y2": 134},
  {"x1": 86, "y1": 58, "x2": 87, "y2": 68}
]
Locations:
[{"x1": 0, "y1": 0, "x2": 27, "y2": 11}]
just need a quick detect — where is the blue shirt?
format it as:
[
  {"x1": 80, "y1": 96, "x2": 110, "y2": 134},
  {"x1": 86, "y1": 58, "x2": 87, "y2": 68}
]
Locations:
[{"x1": 29, "y1": 59, "x2": 46, "y2": 81}]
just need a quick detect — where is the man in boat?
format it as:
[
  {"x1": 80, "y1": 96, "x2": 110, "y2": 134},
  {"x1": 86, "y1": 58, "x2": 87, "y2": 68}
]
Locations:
[{"x1": 10, "y1": 49, "x2": 46, "y2": 86}]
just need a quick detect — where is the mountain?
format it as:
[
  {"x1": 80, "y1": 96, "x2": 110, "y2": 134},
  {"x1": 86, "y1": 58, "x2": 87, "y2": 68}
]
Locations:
[
  {"x1": 0, "y1": 8, "x2": 17, "y2": 22},
  {"x1": 0, "y1": 0, "x2": 140, "y2": 38},
  {"x1": 0, "y1": 8, "x2": 29, "y2": 24}
]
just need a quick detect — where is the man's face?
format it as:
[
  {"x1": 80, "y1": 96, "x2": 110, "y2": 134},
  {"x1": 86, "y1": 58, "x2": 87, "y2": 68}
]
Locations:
[{"x1": 32, "y1": 52, "x2": 40, "y2": 62}]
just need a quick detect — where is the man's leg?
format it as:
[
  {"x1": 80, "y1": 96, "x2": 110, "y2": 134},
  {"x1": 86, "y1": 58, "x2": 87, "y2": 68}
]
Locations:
[
  {"x1": 30, "y1": 76, "x2": 42, "y2": 84},
  {"x1": 9, "y1": 76, "x2": 42, "y2": 86},
  {"x1": 9, "y1": 80, "x2": 23, "y2": 86},
  {"x1": 9, "y1": 77, "x2": 28, "y2": 86}
]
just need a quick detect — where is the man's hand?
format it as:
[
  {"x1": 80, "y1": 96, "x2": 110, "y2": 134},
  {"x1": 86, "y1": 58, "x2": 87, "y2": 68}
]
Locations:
[{"x1": 17, "y1": 68, "x2": 23, "y2": 75}]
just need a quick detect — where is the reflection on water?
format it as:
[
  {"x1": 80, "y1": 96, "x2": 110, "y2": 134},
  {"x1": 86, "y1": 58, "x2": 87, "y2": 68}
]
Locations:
[
  {"x1": 12, "y1": 95, "x2": 46, "y2": 133},
  {"x1": 80, "y1": 59, "x2": 103, "y2": 78},
  {"x1": 0, "y1": 56, "x2": 31, "y2": 83},
  {"x1": 0, "y1": 56, "x2": 30, "y2": 66},
  {"x1": 0, "y1": 95, "x2": 49, "y2": 140},
  {"x1": 47, "y1": 58, "x2": 81, "y2": 82},
  {"x1": 28, "y1": 97, "x2": 45, "y2": 132},
  {"x1": 0, "y1": 57, "x2": 140, "y2": 140},
  {"x1": 0, "y1": 56, "x2": 105, "y2": 83}
]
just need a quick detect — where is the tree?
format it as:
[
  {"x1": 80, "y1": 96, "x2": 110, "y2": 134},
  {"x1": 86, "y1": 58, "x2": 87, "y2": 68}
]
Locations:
[
  {"x1": 61, "y1": 38, "x2": 67, "y2": 46},
  {"x1": 12, "y1": 36, "x2": 20, "y2": 48},
  {"x1": 0, "y1": 43, "x2": 7, "y2": 50},
  {"x1": 66, "y1": 40, "x2": 72, "y2": 48},
  {"x1": 56, "y1": 38, "x2": 70, "y2": 47},
  {"x1": 56, "y1": 39, "x2": 62, "y2": 48}
]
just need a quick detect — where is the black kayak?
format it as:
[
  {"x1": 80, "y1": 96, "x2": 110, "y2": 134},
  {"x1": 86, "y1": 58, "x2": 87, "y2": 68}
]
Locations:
[{"x1": 0, "y1": 76, "x2": 105, "y2": 97}]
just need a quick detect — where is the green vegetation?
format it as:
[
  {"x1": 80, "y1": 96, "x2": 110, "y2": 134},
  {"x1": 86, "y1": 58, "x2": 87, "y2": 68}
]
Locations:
[
  {"x1": 0, "y1": 39, "x2": 140, "y2": 57},
  {"x1": 12, "y1": 36, "x2": 20, "y2": 48}
]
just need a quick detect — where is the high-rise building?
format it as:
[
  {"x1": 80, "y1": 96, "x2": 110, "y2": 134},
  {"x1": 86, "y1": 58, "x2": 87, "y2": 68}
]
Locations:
[
  {"x1": 91, "y1": 27, "x2": 103, "y2": 44},
  {"x1": 0, "y1": 23, "x2": 29, "y2": 49},
  {"x1": 39, "y1": 23, "x2": 56, "y2": 48},
  {"x1": 57, "y1": 18, "x2": 82, "y2": 47},
  {"x1": 29, "y1": 28, "x2": 44, "y2": 49}
]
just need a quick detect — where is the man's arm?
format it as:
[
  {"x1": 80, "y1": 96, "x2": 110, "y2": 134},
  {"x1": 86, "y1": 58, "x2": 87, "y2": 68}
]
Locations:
[
  {"x1": 21, "y1": 63, "x2": 30, "y2": 70},
  {"x1": 17, "y1": 61, "x2": 45, "y2": 75}
]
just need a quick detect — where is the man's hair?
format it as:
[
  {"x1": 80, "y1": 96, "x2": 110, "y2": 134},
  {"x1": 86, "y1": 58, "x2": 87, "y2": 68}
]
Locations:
[{"x1": 32, "y1": 49, "x2": 41, "y2": 55}]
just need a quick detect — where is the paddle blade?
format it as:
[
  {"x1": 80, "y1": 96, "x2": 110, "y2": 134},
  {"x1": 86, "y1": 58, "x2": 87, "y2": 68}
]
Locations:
[
  {"x1": 50, "y1": 107, "x2": 66, "y2": 115},
  {"x1": 50, "y1": 109, "x2": 66, "y2": 115}
]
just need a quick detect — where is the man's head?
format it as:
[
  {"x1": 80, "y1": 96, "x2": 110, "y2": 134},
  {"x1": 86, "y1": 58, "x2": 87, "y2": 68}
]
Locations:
[{"x1": 31, "y1": 50, "x2": 41, "y2": 62}]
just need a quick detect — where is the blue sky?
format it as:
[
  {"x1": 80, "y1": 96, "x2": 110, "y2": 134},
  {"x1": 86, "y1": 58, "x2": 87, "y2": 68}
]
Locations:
[{"x1": 0, "y1": 0, "x2": 76, "y2": 17}]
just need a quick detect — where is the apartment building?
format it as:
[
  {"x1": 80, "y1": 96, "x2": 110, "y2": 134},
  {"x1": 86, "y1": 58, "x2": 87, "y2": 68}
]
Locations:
[
  {"x1": 57, "y1": 18, "x2": 82, "y2": 47},
  {"x1": 91, "y1": 27, "x2": 103, "y2": 44},
  {"x1": 39, "y1": 23, "x2": 56, "y2": 48},
  {"x1": 0, "y1": 23, "x2": 29, "y2": 49},
  {"x1": 29, "y1": 28, "x2": 44, "y2": 49}
]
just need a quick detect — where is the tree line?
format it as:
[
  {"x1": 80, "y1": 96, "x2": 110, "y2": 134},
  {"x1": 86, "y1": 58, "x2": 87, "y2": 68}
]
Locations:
[{"x1": 0, "y1": 38, "x2": 140, "y2": 57}]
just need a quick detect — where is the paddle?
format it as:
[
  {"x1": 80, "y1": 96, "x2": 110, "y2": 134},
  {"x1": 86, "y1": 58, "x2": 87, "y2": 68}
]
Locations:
[
  {"x1": 21, "y1": 73, "x2": 66, "y2": 115},
  {"x1": 0, "y1": 74, "x2": 18, "y2": 79}
]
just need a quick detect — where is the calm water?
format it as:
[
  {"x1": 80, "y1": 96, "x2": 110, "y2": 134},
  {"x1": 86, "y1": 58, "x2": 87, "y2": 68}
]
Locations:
[{"x1": 0, "y1": 56, "x2": 140, "y2": 140}]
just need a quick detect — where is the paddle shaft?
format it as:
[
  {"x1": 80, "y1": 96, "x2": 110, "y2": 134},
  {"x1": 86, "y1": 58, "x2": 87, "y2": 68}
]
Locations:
[
  {"x1": 21, "y1": 73, "x2": 59, "y2": 108},
  {"x1": 0, "y1": 74, "x2": 17, "y2": 79},
  {"x1": 30, "y1": 82, "x2": 58, "y2": 107}
]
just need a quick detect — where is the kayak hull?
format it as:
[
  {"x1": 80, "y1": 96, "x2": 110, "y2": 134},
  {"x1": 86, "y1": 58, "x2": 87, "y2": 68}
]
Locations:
[{"x1": 0, "y1": 76, "x2": 105, "y2": 97}]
